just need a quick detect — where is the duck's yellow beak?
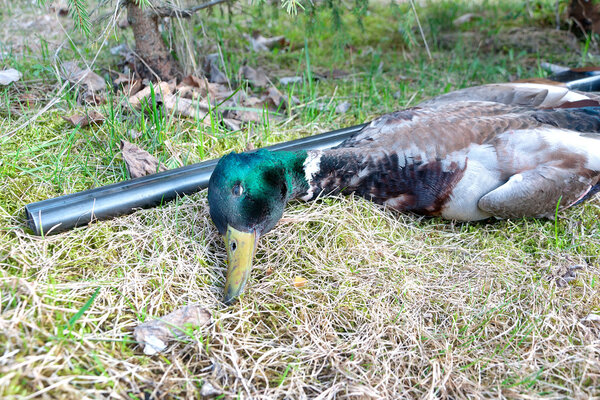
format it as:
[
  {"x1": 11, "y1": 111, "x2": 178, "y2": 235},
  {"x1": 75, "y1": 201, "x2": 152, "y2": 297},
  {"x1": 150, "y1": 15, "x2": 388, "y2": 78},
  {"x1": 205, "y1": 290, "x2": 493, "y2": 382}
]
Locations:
[{"x1": 223, "y1": 225, "x2": 258, "y2": 304}]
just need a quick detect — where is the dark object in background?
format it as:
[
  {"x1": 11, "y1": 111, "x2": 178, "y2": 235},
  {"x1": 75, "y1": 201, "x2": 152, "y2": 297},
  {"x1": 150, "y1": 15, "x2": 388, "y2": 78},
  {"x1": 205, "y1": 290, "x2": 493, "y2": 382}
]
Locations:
[
  {"x1": 548, "y1": 65, "x2": 600, "y2": 92},
  {"x1": 569, "y1": 0, "x2": 600, "y2": 36},
  {"x1": 24, "y1": 123, "x2": 367, "y2": 236}
]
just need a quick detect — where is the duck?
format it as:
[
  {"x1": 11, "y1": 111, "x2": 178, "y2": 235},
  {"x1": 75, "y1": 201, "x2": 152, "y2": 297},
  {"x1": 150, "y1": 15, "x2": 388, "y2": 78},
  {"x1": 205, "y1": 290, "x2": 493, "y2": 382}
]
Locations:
[{"x1": 208, "y1": 82, "x2": 600, "y2": 304}]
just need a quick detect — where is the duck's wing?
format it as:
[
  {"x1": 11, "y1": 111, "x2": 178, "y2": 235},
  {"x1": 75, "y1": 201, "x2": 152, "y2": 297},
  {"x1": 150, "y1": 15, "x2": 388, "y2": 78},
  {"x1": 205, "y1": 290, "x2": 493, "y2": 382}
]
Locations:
[
  {"x1": 478, "y1": 163, "x2": 596, "y2": 219},
  {"x1": 337, "y1": 83, "x2": 600, "y2": 152},
  {"x1": 419, "y1": 82, "x2": 600, "y2": 109}
]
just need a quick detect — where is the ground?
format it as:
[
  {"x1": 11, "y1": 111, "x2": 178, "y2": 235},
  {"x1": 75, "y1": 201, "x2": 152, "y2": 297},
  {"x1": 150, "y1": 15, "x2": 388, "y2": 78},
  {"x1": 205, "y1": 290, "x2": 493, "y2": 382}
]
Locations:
[{"x1": 0, "y1": 0, "x2": 599, "y2": 398}]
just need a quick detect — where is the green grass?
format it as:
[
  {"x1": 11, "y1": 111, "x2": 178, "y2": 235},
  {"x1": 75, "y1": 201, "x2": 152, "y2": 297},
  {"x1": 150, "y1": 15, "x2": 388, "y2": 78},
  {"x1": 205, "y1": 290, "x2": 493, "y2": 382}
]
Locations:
[{"x1": 0, "y1": 0, "x2": 599, "y2": 398}]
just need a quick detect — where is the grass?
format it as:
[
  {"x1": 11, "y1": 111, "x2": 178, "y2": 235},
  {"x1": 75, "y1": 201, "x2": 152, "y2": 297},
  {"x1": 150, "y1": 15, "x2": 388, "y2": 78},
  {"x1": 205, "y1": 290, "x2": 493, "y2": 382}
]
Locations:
[{"x1": 1, "y1": 0, "x2": 600, "y2": 398}]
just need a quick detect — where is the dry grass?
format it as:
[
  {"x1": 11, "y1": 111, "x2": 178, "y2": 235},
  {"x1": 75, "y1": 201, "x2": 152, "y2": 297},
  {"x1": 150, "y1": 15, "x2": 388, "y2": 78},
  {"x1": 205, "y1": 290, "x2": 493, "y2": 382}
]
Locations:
[
  {"x1": 1, "y1": 190, "x2": 599, "y2": 398},
  {"x1": 2, "y1": 0, "x2": 600, "y2": 398}
]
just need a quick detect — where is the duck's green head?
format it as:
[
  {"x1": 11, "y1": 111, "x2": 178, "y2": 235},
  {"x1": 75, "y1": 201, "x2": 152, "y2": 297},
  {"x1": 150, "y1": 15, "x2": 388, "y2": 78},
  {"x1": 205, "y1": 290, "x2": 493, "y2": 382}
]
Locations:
[{"x1": 208, "y1": 149, "x2": 295, "y2": 304}]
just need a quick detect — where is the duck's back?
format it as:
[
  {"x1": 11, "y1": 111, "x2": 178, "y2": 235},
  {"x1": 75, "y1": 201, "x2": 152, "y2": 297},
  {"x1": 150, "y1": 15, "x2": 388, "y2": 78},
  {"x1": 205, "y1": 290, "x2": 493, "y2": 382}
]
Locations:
[{"x1": 305, "y1": 84, "x2": 600, "y2": 221}]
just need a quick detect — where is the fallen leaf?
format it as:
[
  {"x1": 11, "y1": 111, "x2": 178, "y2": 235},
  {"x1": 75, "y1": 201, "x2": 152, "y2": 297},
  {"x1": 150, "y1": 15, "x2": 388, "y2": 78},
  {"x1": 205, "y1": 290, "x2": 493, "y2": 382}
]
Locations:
[
  {"x1": 133, "y1": 305, "x2": 211, "y2": 355},
  {"x1": 81, "y1": 91, "x2": 107, "y2": 105},
  {"x1": 127, "y1": 81, "x2": 172, "y2": 108},
  {"x1": 582, "y1": 314, "x2": 600, "y2": 323},
  {"x1": 263, "y1": 86, "x2": 298, "y2": 111},
  {"x1": 181, "y1": 74, "x2": 205, "y2": 88},
  {"x1": 162, "y1": 94, "x2": 213, "y2": 122},
  {"x1": 114, "y1": 72, "x2": 143, "y2": 97},
  {"x1": 556, "y1": 264, "x2": 583, "y2": 287},
  {"x1": 313, "y1": 69, "x2": 349, "y2": 80},
  {"x1": 62, "y1": 110, "x2": 105, "y2": 127},
  {"x1": 279, "y1": 76, "x2": 302, "y2": 86},
  {"x1": 313, "y1": 102, "x2": 329, "y2": 112},
  {"x1": 293, "y1": 276, "x2": 307, "y2": 288},
  {"x1": 123, "y1": 79, "x2": 143, "y2": 97},
  {"x1": 204, "y1": 54, "x2": 228, "y2": 84},
  {"x1": 247, "y1": 32, "x2": 290, "y2": 52},
  {"x1": 200, "y1": 381, "x2": 221, "y2": 397},
  {"x1": 335, "y1": 101, "x2": 351, "y2": 114},
  {"x1": 0, "y1": 68, "x2": 22, "y2": 85},
  {"x1": 179, "y1": 75, "x2": 232, "y2": 100},
  {"x1": 60, "y1": 61, "x2": 106, "y2": 92},
  {"x1": 120, "y1": 140, "x2": 168, "y2": 179},
  {"x1": 222, "y1": 100, "x2": 261, "y2": 123},
  {"x1": 264, "y1": 86, "x2": 286, "y2": 110},
  {"x1": 221, "y1": 118, "x2": 241, "y2": 131},
  {"x1": 129, "y1": 130, "x2": 143, "y2": 139},
  {"x1": 239, "y1": 65, "x2": 269, "y2": 88},
  {"x1": 453, "y1": 13, "x2": 478, "y2": 26}
]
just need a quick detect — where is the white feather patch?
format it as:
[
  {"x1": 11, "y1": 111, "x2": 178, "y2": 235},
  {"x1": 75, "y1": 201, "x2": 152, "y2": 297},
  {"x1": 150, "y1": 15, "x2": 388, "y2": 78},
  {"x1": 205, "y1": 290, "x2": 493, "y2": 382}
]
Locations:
[{"x1": 300, "y1": 151, "x2": 322, "y2": 201}]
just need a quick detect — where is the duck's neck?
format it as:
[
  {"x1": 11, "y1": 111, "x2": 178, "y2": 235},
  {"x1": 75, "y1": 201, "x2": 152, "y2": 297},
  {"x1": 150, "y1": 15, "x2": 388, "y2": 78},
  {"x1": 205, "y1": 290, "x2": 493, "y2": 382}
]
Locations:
[
  {"x1": 276, "y1": 149, "x2": 364, "y2": 201},
  {"x1": 271, "y1": 150, "x2": 311, "y2": 200}
]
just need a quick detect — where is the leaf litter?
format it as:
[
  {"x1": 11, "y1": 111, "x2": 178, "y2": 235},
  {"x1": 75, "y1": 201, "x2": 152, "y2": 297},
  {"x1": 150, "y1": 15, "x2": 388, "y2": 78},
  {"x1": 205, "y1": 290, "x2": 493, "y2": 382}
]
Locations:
[
  {"x1": 245, "y1": 31, "x2": 290, "y2": 52},
  {"x1": 120, "y1": 140, "x2": 168, "y2": 179},
  {"x1": 0, "y1": 68, "x2": 22, "y2": 85},
  {"x1": 133, "y1": 305, "x2": 212, "y2": 356},
  {"x1": 62, "y1": 110, "x2": 105, "y2": 128}
]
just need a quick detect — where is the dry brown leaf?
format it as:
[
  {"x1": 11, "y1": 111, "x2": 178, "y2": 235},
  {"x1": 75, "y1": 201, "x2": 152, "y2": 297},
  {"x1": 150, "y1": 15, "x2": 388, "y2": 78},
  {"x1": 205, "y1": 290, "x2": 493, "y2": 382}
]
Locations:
[
  {"x1": 279, "y1": 76, "x2": 302, "y2": 86},
  {"x1": 263, "y1": 86, "x2": 298, "y2": 110},
  {"x1": 247, "y1": 32, "x2": 290, "y2": 52},
  {"x1": 123, "y1": 80, "x2": 143, "y2": 97},
  {"x1": 0, "y1": 68, "x2": 22, "y2": 85},
  {"x1": 222, "y1": 102, "x2": 261, "y2": 123},
  {"x1": 127, "y1": 81, "x2": 172, "y2": 108},
  {"x1": 293, "y1": 276, "x2": 307, "y2": 288},
  {"x1": 120, "y1": 140, "x2": 168, "y2": 179},
  {"x1": 222, "y1": 118, "x2": 241, "y2": 132},
  {"x1": 133, "y1": 305, "x2": 211, "y2": 355},
  {"x1": 199, "y1": 381, "x2": 221, "y2": 397},
  {"x1": 181, "y1": 74, "x2": 205, "y2": 88},
  {"x1": 178, "y1": 75, "x2": 232, "y2": 101},
  {"x1": 453, "y1": 13, "x2": 479, "y2": 26},
  {"x1": 114, "y1": 72, "x2": 143, "y2": 97},
  {"x1": 162, "y1": 94, "x2": 213, "y2": 122},
  {"x1": 62, "y1": 110, "x2": 105, "y2": 127},
  {"x1": 60, "y1": 61, "x2": 106, "y2": 92},
  {"x1": 556, "y1": 265, "x2": 583, "y2": 287},
  {"x1": 204, "y1": 54, "x2": 228, "y2": 84},
  {"x1": 313, "y1": 69, "x2": 349, "y2": 80},
  {"x1": 81, "y1": 91, "x2": 107, "y2": 105},
  {"x1": 335, "y1": 101, "x2": 351, "y2": 114},
  {"x1": 239, "y1": 65, "x2": 269, "y2": 88}
]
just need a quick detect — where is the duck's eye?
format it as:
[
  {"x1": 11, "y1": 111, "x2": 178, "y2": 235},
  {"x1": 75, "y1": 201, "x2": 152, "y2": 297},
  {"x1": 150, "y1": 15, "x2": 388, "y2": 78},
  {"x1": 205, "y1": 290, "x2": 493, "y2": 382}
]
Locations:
[{"x1": 232, "y1": 183, "x2": 243, "y2": 197}]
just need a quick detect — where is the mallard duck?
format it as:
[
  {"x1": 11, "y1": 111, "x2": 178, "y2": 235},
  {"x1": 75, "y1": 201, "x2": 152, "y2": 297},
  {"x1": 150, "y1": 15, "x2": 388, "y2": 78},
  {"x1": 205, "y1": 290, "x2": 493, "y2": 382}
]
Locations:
[{"x1": 208, "y1": 83, "x2": 600, "y2": 303}]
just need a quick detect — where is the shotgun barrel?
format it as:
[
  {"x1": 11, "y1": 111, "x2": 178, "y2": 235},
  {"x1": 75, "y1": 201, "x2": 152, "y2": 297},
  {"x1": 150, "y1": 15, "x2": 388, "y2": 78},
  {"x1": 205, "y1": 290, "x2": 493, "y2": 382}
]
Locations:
[{"x1": 24, "y1": 123, "x2": 368, "y2": 236}]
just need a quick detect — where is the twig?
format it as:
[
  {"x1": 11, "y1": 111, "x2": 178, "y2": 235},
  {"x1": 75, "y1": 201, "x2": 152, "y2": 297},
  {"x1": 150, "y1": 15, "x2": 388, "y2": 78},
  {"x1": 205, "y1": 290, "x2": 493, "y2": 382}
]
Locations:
[
  {"x1": 154, "y1": 0, "x2": 231, "y2": 18},
  {"x1": 409, "y1": 0, "x2": 432, "y2": 61}
]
